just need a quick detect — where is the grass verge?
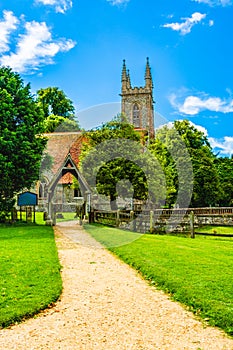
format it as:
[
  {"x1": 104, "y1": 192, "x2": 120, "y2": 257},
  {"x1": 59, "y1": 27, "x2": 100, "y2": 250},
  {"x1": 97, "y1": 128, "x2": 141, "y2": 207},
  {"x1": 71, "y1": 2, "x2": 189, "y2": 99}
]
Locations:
[
  {"x1": 0, "y1": 224, "x2": 62, "y2": 328},
  {"x1": 84, "y1": 223, "x2": 233, "y2": 336},
  {"x1": 196, "y1": 225, "x2": 233, "y2": 235}
]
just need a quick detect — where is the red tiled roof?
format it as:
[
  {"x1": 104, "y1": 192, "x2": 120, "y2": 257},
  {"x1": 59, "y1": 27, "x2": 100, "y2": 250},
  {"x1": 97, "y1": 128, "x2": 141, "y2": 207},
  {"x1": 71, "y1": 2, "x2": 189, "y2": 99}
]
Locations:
[{"x1": 45, "y1": 132, "x2": 83, "y2": 175}]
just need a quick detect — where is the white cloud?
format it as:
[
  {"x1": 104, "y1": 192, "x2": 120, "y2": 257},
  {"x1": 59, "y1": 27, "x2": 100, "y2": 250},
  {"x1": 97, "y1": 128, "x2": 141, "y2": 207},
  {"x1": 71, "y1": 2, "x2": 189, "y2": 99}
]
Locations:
[
  {"x1": 107, "y1": 0, "x2": 129, "y2": 5},
  {"x1": 209, "y1": 19, "x2": 214, "y2": 26},
  {"x1": 163, "y1": 12, "x2": 206, "y2": 35},
  {"x1": 209, "y1": 136, "x2": 233, "y2": 156},
  {"x1": 35, "y1": 0, "x2": 72, "y2": 13},
  {"x1": 192, "y1": 0, "x2": 232, "y2": 6},
  {"x1": 189, "y1": 121, "x2": 208, "y2": 135},
  {"x1": 0, "y1": 17, "x2": 76, "y2": 73},
  {"x1": 0, "y1": 10, "x2": 18, "y2": 53},
  {"x1": 169, "y1": 92, "x2": 233, "y2": 115}
]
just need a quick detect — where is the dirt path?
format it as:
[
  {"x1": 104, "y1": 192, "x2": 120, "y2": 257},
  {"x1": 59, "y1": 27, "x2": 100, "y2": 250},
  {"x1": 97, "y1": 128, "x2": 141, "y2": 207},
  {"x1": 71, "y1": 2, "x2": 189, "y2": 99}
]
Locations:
[{"x1": 0, "y1": 221, "x2": 233, "y2": 350}]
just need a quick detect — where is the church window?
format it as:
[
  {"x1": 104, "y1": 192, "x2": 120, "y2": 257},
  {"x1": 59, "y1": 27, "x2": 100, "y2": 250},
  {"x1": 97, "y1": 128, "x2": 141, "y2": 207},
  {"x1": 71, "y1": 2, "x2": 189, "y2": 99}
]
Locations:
[{"x1": 133, "y1": 104, "x2": 140, "y2": 127}]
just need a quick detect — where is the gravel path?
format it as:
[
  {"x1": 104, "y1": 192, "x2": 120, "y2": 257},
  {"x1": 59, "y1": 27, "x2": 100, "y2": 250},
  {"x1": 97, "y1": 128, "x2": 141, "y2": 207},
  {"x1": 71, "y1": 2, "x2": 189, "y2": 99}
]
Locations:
[{"x1": 0, "y1": 221, "x2": 233, "y2": 350}]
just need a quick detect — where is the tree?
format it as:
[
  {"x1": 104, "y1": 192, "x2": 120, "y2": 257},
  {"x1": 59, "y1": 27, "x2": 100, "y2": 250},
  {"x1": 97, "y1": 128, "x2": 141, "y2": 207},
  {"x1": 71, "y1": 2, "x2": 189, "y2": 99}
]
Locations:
[
  {"x1": 214, "y1": 156, "x2": 233, "y2": 206},
  {"x1": 80, "y1": 116, "x2": 165, "y2": 210},
  {"x1": 44, "y1": 114, "x2": 80, "y2": 133},
  {"x1": 37, "y1": 87, "x2": 75, "y2": 119},
  {"x1": 0, "y1": 67, "x2": 47, "y2": 220},
  {"x1": 36, "y1": 87, "x2": 80, "y2": 132},
  {"x1": 149, "y1": 122, "x2": 193, "y2": 208},
  {"x1": 150, "y1": 120, "x2": 220, "y2": 208}
]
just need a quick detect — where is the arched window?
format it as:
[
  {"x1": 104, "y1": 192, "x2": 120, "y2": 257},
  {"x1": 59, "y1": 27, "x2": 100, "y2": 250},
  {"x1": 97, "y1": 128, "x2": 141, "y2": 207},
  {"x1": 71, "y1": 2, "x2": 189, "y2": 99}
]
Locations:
[
  {"x1": 38, "y1": 178, "x2": 49, "y2": 199},
  {"x1": 133, "y1": 104, "x2": 140, "y2": 127}
]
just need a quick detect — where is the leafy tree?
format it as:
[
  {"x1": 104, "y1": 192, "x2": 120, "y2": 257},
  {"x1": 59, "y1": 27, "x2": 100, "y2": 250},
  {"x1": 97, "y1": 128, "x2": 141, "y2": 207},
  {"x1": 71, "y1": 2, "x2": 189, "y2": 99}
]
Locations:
[
  {"x1": 80, "y1": 116, "x2": 165, "y2": 210},
  {"x1": 214, "y1": 156, "x2": 233, "y2": 206},
  {"x1": 37, "y1": 87, "x2": 75, "y2": 118},
  {"x1": 150, "y1": 120, "x2": 219, "y2": 208},
  {"x1": 44, "y1": 114, "x2": 80, "y2": 133},
  {"x1": 174, "y1": 120, "x2": 220, "y2": 207},
  {"x1": 149, "y1": 122, "x2": 193, "y2": 208},
  {"x1": 37, "y1": 87, "x2": 80, "y2": 132},
  {"x1": 0, "y1": 67, "x2": 47, "y2": 220}
]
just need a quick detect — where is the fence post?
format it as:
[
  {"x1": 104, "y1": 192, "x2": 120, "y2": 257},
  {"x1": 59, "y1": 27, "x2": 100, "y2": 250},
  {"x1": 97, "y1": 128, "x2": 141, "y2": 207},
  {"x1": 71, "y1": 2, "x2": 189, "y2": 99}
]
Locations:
[
  {"x1": 150, "y1": 210, "x2": 154, "y2": 233},
  {"x1": 130, "y1": 210, "x2": 134, "y2": 231},
  {"x1": 190, "y1": 211, "x2": 195, "y2": 238},
  {"x1": 116, "y1": 209, "x2": 120, "y2": 227}
]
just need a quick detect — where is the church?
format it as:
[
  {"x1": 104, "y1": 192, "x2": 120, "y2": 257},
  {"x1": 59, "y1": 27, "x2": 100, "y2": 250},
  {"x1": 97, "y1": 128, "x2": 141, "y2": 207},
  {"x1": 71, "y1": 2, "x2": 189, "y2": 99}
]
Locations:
[
  {"x1": 120, "y1": 58, "x2": 155, "y2": 138},
  {"x1": 36, "y1": 58, "x2": 155, "y2": 217}
]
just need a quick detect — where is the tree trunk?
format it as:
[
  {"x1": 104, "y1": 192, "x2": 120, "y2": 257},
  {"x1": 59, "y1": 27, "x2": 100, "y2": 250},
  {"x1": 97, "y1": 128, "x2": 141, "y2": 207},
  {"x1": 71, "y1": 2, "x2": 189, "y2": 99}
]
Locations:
[{"x1": 110, "y1": 193, "x2": 118, "y2": 210}]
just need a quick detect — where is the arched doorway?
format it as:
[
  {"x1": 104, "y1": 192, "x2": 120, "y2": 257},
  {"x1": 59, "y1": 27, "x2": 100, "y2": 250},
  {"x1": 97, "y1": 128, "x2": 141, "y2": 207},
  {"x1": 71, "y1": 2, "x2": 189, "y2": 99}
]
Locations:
[{"x1": 47, "y1": 153, "x2": 90, "y2": 225}]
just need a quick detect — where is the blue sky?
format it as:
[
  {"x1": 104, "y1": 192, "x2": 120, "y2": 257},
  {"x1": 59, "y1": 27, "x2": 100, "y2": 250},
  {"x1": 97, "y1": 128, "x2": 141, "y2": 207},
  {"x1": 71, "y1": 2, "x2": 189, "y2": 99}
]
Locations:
[{"x1": 0, "y1": 0, "x2": 233, "y2": 156}]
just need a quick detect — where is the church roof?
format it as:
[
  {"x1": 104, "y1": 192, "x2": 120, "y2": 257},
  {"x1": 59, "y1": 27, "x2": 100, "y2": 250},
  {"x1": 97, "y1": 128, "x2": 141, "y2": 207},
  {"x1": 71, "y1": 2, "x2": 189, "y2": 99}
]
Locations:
[
  {"x1": 43, "y1": 131, "x2": 88, "y2": 186},
  {"x1": 44, "y1": 132, "x2": 84, "y2": 175}
]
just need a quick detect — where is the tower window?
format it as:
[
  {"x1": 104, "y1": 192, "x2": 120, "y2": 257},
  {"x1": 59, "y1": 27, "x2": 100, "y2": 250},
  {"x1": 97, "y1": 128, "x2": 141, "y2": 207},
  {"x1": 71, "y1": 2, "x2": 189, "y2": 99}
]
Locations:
[{"x1": 133, "y1": 104, "x2": 140, "y2": 127}]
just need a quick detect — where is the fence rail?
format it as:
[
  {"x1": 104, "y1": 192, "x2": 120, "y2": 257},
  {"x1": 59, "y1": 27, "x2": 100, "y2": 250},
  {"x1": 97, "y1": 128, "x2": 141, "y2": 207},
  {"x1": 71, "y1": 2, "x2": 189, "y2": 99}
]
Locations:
[{"x1": 92, "y1": 207, "x2": 233, "y2": 235}]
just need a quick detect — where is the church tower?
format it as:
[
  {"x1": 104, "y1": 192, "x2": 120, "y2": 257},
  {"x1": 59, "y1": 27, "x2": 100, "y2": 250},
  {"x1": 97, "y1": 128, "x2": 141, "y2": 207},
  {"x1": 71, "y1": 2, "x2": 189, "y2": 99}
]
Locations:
[{"x1": 120, "y1": 58, "x2": 155, "y2": 138}]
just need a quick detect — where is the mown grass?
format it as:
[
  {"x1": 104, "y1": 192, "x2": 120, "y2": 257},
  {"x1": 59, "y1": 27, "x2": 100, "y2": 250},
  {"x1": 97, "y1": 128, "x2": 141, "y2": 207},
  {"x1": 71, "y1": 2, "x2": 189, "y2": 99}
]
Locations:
[
  {"x1": 196, "y1": 225, "x2": 233, "y2": 235},
  {"x1": 17, "y1": 211, "x2": 77, "y2": 224},
  {"x1": 84, "y1": 224, "x2": 233, "y2": 336},
  {"x1": 0, "y1": 223, "x2": 62, "y2": 328},
  {"x1": 56, "y1": 212, "x2": 77, "y2": 222},
  {"x1": 16, "y1": 211, "x2": 44, "y2": 225}
]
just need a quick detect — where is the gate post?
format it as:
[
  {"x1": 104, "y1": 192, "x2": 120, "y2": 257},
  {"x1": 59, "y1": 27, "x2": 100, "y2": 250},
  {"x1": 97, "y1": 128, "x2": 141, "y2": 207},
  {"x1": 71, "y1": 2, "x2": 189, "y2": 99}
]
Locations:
[
  {"x1": 190, "y1": 211, "x2": 195, "y2": 238},
  {"x1": 150, "y1": 210, "x2": 154, "y2": 233}
]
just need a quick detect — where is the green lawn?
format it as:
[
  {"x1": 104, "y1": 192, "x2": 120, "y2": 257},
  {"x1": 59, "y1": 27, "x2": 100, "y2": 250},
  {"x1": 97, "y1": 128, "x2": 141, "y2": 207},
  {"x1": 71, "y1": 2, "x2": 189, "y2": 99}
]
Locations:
[
  {"x1": 16, "y1": 211, "x2": 45, "y2": 225},
  {"x1": 85, "y1": 224, "x2": 233, "y2": 336},
  {"x1": 196, "y1": 225, "x2": 233, "y2": 235},
  {"x1": 55, "y1": 212, "x2": 78, "y2": 222},
  {"x1": 16, "y1": 211, "x2": 77, "y2": 224},
  {"x1": 0, "y1": 224, "x2": 62, "y2": 328}
]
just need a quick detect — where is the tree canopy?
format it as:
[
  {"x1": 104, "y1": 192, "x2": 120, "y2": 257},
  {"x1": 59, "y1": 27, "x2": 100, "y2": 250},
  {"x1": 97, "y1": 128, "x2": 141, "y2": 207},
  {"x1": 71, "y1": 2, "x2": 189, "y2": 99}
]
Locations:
[
  {"x1": 80, "y1": 116, "x2": 165, "y2": 209},
  {"x1": 36, "y1": 87, "x2": 80, "y2": 132},
  {"x1": 150, "y1": 120, "x2": 220, "y2": 208},
  {"x1": 0, "y1": 67, "x2": 47, "y2": 219},
  {"x1": 214, "y1": 156, "x2": 233, "y2": 207}
]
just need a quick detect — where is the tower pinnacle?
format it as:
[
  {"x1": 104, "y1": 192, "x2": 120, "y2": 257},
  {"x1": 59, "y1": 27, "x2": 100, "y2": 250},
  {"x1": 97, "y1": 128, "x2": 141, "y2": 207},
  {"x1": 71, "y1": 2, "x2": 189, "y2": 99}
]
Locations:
[
  {"x1": 145, "y1": 57, "x2": 153, "y2": 90},
  {"x1": 121, "y1": 59, "x2": 127, "y2": 92}
]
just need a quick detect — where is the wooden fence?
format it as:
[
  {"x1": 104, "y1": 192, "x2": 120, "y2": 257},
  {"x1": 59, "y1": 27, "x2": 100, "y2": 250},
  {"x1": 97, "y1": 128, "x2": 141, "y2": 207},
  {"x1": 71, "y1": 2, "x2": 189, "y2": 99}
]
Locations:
[{"x1": 92, "y1": 207, "x2": 233, "y2": 236}]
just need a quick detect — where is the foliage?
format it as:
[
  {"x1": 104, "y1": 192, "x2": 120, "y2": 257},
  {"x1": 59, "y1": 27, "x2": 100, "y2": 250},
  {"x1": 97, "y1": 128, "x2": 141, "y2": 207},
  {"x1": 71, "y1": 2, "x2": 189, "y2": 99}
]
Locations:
[
  {"x1": 85, "y1": 224, "x2": 233, "y2": 336},
  {"x1": 0, "y1": 224, "x2": 62, "y2": 327},
  {"x1": 36, "y1": 87, "x2": 80, "y2": 132},
  {"x1": 214, "y1": 156, "x2": 233, "y2": 206},
  {"x1": 150, "y1": 120, "x2": 220, "y2": 208},
  {"x1": 149, "y1": 121, "x2": 193, "y2": 208},
  {"x1": 37, "y1": 87, "x2": 75, "y2": 119},
  {"x1": 44, "y1": 114, "x2": 80, "y2": 133},
  {"x1": 80, "y1": 116, "x2": 165, "y2": 209},
  {"x1": 0, "y1": 67, "x2": 47, "y2": 219},
  {"x1": 175, "y1": 120, "x2": 220, "y2": 207}
]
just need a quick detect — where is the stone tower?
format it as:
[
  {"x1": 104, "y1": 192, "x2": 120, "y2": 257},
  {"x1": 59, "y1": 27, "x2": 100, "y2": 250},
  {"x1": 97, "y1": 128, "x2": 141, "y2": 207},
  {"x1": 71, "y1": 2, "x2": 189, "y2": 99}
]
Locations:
[{"x1": 120, "y1": 58, "x2": 155, "y2": 138}]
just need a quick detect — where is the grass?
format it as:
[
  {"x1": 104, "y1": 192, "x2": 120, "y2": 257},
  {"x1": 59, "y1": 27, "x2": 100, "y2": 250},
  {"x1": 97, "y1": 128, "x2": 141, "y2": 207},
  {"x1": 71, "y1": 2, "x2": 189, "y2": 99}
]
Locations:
[
  {"x1": 55, "y1": 212, "x2": 78, "y2": 222},
  {"x1": 196, "y1": 225, "x2": 233, "y2": 235},
  {"x1": 84, "y1": 223, "x2": 233, "y2": 336},
  {"x1": 16, "y1": 211, "x2": 77, "y2": 224},
  {"x1": 0, "y1": 223, "x2": 62, "y2": 328},
  {"x1": 16, "y1": 211, "x2": 44, "y2": 225}
]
